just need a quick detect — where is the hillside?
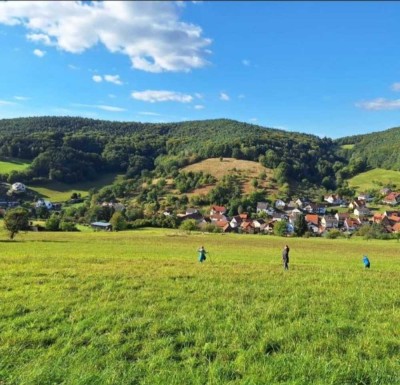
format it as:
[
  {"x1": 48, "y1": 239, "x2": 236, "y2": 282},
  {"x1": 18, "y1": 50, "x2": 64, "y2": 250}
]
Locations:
[
  {"x1": 336, "y1": 125, "x2": 400, "y2": 170},
  {"x1": 182, "y1": 158, "x2": 275, "y2": 196},
  {"x1": 0, "y1": 116, "x2": 343, "y2": 191}
]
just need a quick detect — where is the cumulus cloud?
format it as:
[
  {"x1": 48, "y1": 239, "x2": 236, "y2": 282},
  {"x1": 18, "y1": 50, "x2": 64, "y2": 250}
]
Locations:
[
  {"x1": 242, "y1": 59, "x2": 250, "y2": 66},
  {"x1": 356, "y1": 98, "x2": 400, "y2": 110},
  {"x1": 219, "y1": 92, "x2": 230, "y2": 101},
  {"x1": 194, "y1": 104, "x2": 204, "y2": 110},
  {"x1": 391, "y1": 82, "x2": 400, "y2": 92},
  {"x1": 0, "y1": 1, "x2": 211, "y2": 73},
  {"x1": 131, "y1": 90, "x2": 193, "y2": 103},
  {"x1": 33, "y1": 48, "x2": 45, "y2": 57}
]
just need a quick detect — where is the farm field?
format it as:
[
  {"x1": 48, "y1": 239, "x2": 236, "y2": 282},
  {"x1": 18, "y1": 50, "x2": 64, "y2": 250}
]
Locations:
[
  {"x1": 0, "y1": 158, "x2": 30, "y2": 174},
  {"x1": 28, "y1": 173, "x2": 123, "y2": 202},
  {"x1": 348, "y1": 169, "x2": 400, "y2": 193},
  {"x1": 1, "y1": 229, "x2": 400, "y2": 385}
]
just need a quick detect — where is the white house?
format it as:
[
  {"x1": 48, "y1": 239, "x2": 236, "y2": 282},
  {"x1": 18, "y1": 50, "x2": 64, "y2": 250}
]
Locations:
[
  {"x1": 275, "y1": 199, "x2": 286, "y2": 210},
  {"x1": 35, "y1": 198, "x2": 53, "y2": 210},
  {"x1": 11, "y1": 182, "x2": 26, "y2": 193}
]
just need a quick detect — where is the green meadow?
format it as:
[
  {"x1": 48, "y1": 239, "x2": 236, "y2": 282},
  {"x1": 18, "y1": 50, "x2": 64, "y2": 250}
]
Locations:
[
  {"x1": 1, "y1": 229, "x2": 399, "y2": 385},
  {"x1": 0, "y1": 158, "x2": 31, "y2": 174},
  {"x1": 28, "y1": 173, "x2": 122, "y2": 202},
  {"x1": 349, "y1": 169, "x2": 400, "y2": 192}
]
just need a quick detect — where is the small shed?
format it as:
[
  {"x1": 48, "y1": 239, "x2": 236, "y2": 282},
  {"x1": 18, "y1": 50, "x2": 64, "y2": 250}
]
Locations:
[{"x1": 91, "y1": 221, "x2": 112, "y2": 231}]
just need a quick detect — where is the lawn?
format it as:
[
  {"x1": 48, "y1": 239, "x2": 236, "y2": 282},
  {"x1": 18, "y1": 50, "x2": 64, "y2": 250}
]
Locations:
[
  {"x1": 348, "y1": 168, "x2": 400, "y2": 193},
  {"x1": 28, "y1": 173, "x2": 123, "y2": 202},
  {"x1": 0, "y1": 158, "x2": 31, "y2": 174},
  {"x1": 0, "y1": 229, "x2": 399, "y2": 385}
]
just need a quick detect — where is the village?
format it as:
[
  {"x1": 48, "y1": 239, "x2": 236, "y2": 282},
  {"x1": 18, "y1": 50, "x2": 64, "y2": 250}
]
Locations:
[{"x1": 170, "y1": 191, "x2": 400, "y2": 236}]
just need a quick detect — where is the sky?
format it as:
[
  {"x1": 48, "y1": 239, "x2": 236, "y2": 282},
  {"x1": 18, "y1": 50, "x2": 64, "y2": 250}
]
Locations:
[{"x1": 0, "y1": 1, "x2": 400, "y2": 138}]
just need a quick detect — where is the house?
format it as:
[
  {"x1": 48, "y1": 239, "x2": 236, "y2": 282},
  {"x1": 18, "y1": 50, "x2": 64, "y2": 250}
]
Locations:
[
  {"x1": 210, "y1": 213, "x2": 228, "y2": 222},
  {"x1": 210, "y1": 205, "x2": 227, "y2": 215},
  {"x1": 240, "y1": 220, "x2": 253, "y2": 233},
  {"x1": 295, "y1": 197, "x2": 310, "y2": 208},
  {"x1": 303, "y1": 203, "x2": 327, "y2": 215},
  {"x1": 272, "y1": 212, "x2": 288, "y2": 221},
  {"x1": 239, "y1": 213, "x2": 250, "y2": 220},
  {"x1": 392, "y1": 223, "x2": 400, "y2": 233},
  {"x1": 335, "y1": 212, "x2": 350, "y2": 225},
  {"x1": 344, "y1": 218, "x2": 361, "y2": 232},
  {"x1": 252, "y1": 219, "x2": 265, "y2": 229},
  {"x1": 275, "y1": 199, "x2": 286, "y2": 210},
  {"x1": 354, "y1": 207, "x2": 371, "y2": 218},
  {"x1": 305, "y1": 214, "x2": 319, "y2": 227},
  {"x1": 186, "y1": 208, "x2": 198, "y2": 215},
  {"x1": 35, "y1": 198, "x2": 53, "y2": 210},
  {"x1": 382, "y1": 192, "x2": 400, "y2": 206},
  {"x1": 380, "y1": 187, "x2": 392, "y2": 196},
  {"x1": 91, "y1": 221, "x2": 112, "y2": 231},
  {"x1": 348, "y1": 199, "x2": 365, "y2": 210},
  {"x1": 230, "y1": 215, "x2": 243, "y2": 229},
  {"x1": 358, "y1": 193, "x2": 373, "y2": 202},
  {"x1": 256, "y1": 202, "x2": 269, "y2": 214},
  {"x1": 11, "y1": 182, "x2": 26, "y2": 193},
  {"x1": 324, "y1": 194, "x2": 342, "y2": 205},
  {"x1": 321, "y1": 215, "x2": 339, "y2": 229},
  {"x1": 101, "y1": 202, "x2": 125, "y2": 212}
]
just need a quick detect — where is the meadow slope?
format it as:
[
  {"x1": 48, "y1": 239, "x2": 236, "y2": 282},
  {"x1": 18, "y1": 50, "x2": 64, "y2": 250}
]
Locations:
[{"x1": 0, "y1": 229, "x2": 399, "y2": 385}]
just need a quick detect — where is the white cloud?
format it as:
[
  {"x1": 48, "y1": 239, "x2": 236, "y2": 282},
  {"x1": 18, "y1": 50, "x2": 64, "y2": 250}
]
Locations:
[
  {"x1": 249, "y1": 118, "x2": 258, "y2": 122},
  {"x1": 68, "y1": 64, "x2": 79, "y2": 70},
  {"x1": 104, "y1": 74, "x2": 123, "y2": 85},
  {"x1": 138, "y1": 111, "x2": 161, "y2": 116},
  {"x1": 391, "y1": 82, "x2": 400, "y2": 92},
  {"x1": 356, "y1": 98, "x2": 400, "y2": 110},
  {"x1": 0, "y1": 1, "x2": 211, "y2": 73},
  {"x1": 108, "y1": 94, "x2": 116, "y2": 99},
  {"x1": 238, "y1": 94, "x2": 245, "y2": 99},
  {"x1": 14, "y1": 96, "x2": 30, "y2": 101},
  {"x1": 219, "y1": 92, "x2": 230, "y2": 101},
  {"x1": 194, "y1": 104, "x2": 204, "y2": 110},
  {"x1": 242, "y1": 59, "x2": 250, "y2": 66},
  {"x1": 93, "y1": 74, "x2": 123, "y2": 85},
  {"x1": 92, "y1": 75, "x2": 103, "y2": 83},
  {"x1": 73, "y1": 103, "x2": 126, "y2": 112},
  {"x1": 194, "y1": 93, "x2": 204, "y2": 99},
  {"x1": 33, "y1": 48, "x2": 46, "y2": 57},
  {"x1": 131, "y1": 90, "x2": 193, "y2": 103}
]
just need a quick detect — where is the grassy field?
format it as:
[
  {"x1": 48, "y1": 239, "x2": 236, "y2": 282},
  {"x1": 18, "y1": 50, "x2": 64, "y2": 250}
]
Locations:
[
  {"x1": 182, "y1": 158, "x2": 275, "y2": 195},
  {"x1": 349, "y1": 169, "x2": 400, "y2": 193},
  {"x1": 0, "y1": 158, "x2": 31, "y2": 174},
  {"x1": 28, "y1": 173, "x2": 122, "y2": 202},
  {"x1": 1, "y1": 228, "x2": 399, "y2": 385}
]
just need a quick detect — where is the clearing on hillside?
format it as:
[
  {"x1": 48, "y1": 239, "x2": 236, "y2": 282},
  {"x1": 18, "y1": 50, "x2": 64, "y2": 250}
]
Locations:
[
  {"x1": 348, "y1": 168, "x2": 400, "y2": 192},
  {"x1": 0, "y1": 158, "x2": 31, "y2": 174},
  {"x1": 182, "y1": 157, "x2": 275, "y2": 195}
]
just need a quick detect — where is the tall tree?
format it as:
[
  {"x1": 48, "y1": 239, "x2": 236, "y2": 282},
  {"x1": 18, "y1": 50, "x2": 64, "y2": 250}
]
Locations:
[{"x1": 4, "y1": 208, "x2": 29, "y2": 239}]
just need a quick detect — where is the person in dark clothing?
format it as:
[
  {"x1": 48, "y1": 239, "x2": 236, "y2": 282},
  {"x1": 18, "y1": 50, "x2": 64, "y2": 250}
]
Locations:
[
  {"x1": 198, "y1": 246, "x2": 207, "y2": 263},
  {"x1": 363, "y1": 255, "x2": 370, "y2": 268},
  {"x1": 282, "y1": 245, "x2": 290, "y2": 270}
]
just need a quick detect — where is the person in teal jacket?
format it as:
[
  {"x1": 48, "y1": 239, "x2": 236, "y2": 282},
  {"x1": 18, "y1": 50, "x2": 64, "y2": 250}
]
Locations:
[{"x1": 198, "y1": 246, "x2": 207, "y2": 262}]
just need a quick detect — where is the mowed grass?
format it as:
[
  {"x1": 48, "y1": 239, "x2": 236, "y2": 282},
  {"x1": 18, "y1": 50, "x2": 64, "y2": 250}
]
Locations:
[
  {"x1": 349, "y1": 169, "x2": 400, "y2": 192},
  {"x1": 28, "y1": 173, "x2": 123, "y2": 201},
  {"x1": 0, "y1": 158, "x2": 31, "y2": 174},
  {"x1": 1, "y1": 229, "x2": 400, "y2": 385}
]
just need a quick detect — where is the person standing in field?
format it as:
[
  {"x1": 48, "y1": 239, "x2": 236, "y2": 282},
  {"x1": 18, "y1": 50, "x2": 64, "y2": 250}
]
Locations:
[
  {"x1": 198, "y1": 246, "x2": 207, "y2": 263},
  {"x1": 282, "y1": 244, "x2": 290, "y2": 270},
  {"x1": 363, "y1": 255, "x2": 370, "y2": 268}
]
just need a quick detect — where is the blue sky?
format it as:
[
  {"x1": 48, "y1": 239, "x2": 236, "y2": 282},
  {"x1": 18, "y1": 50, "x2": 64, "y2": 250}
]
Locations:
[{"x1": 0, "y1": 1, "x2": 400, "y2": 138}]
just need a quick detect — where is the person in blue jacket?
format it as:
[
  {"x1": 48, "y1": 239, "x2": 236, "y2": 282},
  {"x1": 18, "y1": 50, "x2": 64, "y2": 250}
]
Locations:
[
  {"x1": 363, "y1": 255, "x2": 370, "y2": 268},
  {"x1": 198, "y1": 246, "x2": 207, "y2": 263}
]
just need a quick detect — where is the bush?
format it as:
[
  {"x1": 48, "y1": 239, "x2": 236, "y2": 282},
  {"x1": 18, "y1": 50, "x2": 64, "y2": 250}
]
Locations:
[{"x1": 60, "y1": 221, "x2": 78, "y2": 232}]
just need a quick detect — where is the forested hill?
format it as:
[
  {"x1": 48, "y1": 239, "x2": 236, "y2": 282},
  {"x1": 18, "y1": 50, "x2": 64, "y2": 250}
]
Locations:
[
  {"x1": 336, "y1": 126, "x2": 400, "y2": 170},
  {"x1": 0, "y1": 116, "x2": 343, "y2": 189}
]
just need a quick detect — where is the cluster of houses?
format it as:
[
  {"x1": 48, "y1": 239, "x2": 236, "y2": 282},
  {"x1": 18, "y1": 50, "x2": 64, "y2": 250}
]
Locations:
[{"x1": 172, "y1": 191, "x2": 400, "y2": 235}]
